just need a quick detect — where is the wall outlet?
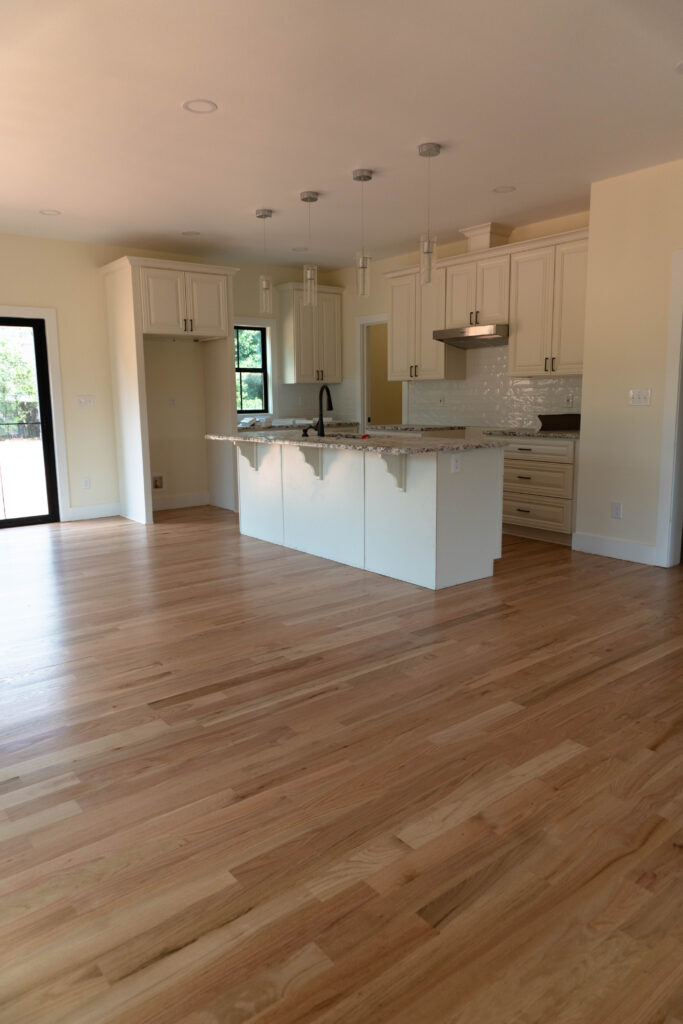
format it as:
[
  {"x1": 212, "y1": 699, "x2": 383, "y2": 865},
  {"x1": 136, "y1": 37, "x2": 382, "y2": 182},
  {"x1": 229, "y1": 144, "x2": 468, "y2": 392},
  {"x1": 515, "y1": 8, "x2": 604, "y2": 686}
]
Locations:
[
  {"x1": 77, "y1": 395, "x2": 94, "y2": 408},
  {"x1": 564, "y1": 394, "x2": 574, "y2": 407},
  {"x1": 82, "y1": 477, "x2": 91, "y2": 490},
  {"x1": 438, "y1": 395, "x2": 446, "y2": 407},
  {"x1": 611, "y1": 501, "x2": 623, "y2": 520},
  {"x1": 450, "y1": 455, "x2": 461, "y2": 473},
  {"x1": 628, "y1": 388, "x2": 651, "y2": 406},
  {"x1": 152, "y1": 475, "x2": 164, "y2": 490}
]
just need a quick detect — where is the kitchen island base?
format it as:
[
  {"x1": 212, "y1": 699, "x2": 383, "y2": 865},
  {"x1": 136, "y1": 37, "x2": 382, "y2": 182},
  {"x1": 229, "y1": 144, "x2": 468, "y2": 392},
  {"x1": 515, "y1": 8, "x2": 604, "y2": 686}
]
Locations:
[{"x1": 233, "y1": 437, "x2": 503, "y2": 590}]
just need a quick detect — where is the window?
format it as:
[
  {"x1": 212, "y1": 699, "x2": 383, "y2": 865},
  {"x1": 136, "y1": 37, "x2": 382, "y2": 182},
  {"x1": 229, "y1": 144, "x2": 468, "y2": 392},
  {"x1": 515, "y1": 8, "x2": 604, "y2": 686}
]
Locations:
[{"x1": 234, "y1": 326, "x2": 268, "y2": 413}]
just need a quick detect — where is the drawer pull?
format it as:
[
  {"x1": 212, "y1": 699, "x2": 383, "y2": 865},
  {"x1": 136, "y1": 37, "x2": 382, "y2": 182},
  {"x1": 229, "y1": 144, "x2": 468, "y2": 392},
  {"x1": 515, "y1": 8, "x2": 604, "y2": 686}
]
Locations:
[
  {"x1": 516, "y1": 508, "x2": 531, "y2": 513},
  {"x1": 517, "y1": 475, "x2": 532, "y2": 480},
  {"x1": 517, "y1": 446, "x2": 532, "y2": 451}
]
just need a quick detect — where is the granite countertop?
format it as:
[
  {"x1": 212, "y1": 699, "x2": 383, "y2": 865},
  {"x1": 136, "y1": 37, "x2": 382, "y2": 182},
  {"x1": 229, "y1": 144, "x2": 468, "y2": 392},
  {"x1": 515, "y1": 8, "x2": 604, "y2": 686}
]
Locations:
[
  {"x1": 483, "y1": 429, "x2": 580, "y2": 439},
  {"x1": 366, "y1": 424, "x2": 467, "y2": 432},
  {"x1": 238, "y1": 420, "x2": 358, "y2": 432},
  {"x1": 209, "y1": 431, "x2": 505, "y2": 456}
]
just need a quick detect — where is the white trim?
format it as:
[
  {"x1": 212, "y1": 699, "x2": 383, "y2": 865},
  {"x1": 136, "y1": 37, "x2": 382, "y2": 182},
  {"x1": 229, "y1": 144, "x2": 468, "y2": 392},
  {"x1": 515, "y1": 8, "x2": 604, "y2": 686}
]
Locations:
[
  {"x1": 572, "y1": 532, "x2": 659, "y2": 566},
  {"x1": 234, "y1": 315, "x2": 276, "y2": 418},
  {"x1": 61, "y1": 502, "x2": 122, "y2": 522},
  {"x1": 355, "y1": 313, "x2": 390, "y2": 430},
  {"x1": 0, "y1": 304, "x2": 71, "y2": 521},
  {"x1": 101, "y1": 256, "x2": 239, "y2": 277},
  {"x1": 152, "y1": 491, "x2": 210, "y2": 511},
  {"x1": 654, "y1": 250, "x2": 683, "y2": 567}
]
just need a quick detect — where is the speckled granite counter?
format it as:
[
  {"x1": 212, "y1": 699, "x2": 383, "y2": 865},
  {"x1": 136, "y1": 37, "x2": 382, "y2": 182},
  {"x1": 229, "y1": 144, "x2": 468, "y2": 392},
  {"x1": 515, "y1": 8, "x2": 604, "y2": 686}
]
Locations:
[
  {"x1": 483, "y1": 429, "x2": 580, "y2": 440},
  {"x1": 366, "y1": 424, "x2": 466, "y2": 432},
  {"x1": 209, "y1": 431, "x2": 505, "y2": 456},
  {"x1": 238, "y1": 420, "x2": 358, "y2": 432}
]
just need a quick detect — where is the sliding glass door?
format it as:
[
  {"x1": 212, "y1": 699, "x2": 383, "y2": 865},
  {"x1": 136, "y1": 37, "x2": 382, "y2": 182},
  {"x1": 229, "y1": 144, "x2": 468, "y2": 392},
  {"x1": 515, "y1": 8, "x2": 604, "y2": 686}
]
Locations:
[{"x1": 0, "y1": 317, "x2": 59, "y2": 527}]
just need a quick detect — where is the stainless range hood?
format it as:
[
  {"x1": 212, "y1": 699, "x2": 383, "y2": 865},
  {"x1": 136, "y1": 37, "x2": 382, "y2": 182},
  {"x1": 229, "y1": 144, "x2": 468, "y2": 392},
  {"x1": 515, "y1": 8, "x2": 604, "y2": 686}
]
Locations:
[{"x1": 432, "y1": 324, "x2": 509, "y2": 350}]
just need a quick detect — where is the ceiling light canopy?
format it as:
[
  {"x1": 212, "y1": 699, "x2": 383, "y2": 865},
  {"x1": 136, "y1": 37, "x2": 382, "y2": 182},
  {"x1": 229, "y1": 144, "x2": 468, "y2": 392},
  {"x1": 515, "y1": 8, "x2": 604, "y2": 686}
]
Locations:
[{"x1": 182, "y1": 98, "x2": 218, "y2": 114}]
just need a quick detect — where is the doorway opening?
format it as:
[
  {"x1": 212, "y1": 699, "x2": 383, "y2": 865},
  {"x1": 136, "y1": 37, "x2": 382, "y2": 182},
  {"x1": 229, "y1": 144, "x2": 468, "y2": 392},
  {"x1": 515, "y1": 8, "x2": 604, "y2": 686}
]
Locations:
[
  {"x1": 358, "y1": 315, "x2": 405, "y2": 429},
  {"x1": 0, "y1": 317, "x2": 60, "y2": 527}
]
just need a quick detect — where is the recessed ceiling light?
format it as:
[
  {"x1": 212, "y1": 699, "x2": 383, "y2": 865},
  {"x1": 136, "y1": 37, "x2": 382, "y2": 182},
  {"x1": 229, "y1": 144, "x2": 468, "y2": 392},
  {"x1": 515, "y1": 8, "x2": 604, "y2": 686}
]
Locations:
[
  {"x1": 492, "y1": 185, "x2": 516, "y2": 194},
  {"x1": 39, "y1": 208, "x2": 61, "y2": 215},
  {"x1": 291, "y1": 246, "x2": 308, "y2": 253},
  {"x1": 181, "y1": 230, "x2": 201, "y2": 237},
  {"x1": 182, "y1": 98, "x2": 218, "y2": 114}
]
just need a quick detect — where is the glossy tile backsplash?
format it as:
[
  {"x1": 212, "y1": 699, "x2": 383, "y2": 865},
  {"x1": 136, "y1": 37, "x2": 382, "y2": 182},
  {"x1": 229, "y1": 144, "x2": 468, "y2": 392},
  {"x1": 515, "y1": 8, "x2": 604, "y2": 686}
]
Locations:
[{"x1": 407, "y1": 347, "x2": 582, "y2": 427}]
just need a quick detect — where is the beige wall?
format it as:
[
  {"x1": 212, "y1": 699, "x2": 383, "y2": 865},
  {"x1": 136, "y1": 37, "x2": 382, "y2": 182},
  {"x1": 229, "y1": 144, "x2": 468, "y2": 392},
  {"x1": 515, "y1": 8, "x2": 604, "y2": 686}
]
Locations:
[
  {"x1": 325, "y1": 212, "x2": 590, "y2": 422},
  {"x1": 367, "y1": 324, "x2": 402, "y2": 425},
  {"x1": 0, "y1": 231, "x2": 329, "y2": 513},
  {"x1": 576, "y1": 158, "x2": 683, "y2": 553}
]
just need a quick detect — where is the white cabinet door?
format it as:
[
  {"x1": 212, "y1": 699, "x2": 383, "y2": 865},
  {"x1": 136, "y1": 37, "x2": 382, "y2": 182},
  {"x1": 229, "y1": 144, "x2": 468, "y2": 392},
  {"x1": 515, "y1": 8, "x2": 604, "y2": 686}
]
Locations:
[
  {"x1": 508, "y1": 248, "x2": 555, "y2": 376},
  {"x1": 445, "y1": 262, "x2": 477, "y2": 328},
  {"x1": 476, "y1": 254, "x2": 510, "y2": 324},
  {"x1": 317, "y1": 291, "x2": 342, "y2": 383},
  {"x1": 292, "y1": 289, "x2": 318, "y2": 383},
  {"x1": 185, "y1": 272, "x2": 229, "y2": 337},
  {"x1": 415, "y1": 267, "x2": 446, "y2": 380},
  {"x1": 552, "y1": 240, "x2": 587, "y2": 375},
  {"x1": 140, "y1": 267, "x2": 186, "y2": 334},
  {"x1": 388, "y1": 274, "x2": 416, "y2": 381}
]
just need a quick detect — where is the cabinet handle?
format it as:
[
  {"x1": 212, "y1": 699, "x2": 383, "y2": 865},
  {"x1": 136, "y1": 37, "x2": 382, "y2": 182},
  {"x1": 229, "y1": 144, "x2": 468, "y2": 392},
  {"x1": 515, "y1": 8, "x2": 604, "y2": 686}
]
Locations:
[
  {"x1": 544, "y1": 357, "x2": 549, "y2": 372},
  {"x1": 475, "y1": 310, "x2": 480, "y2": 324},
  {"x1": 320, "y1": 370, "x2": 323, "y2": 380},
  {"x1": 518, "y1": 447, "x2": 532, "y2": 451},
  {"x1": 469, "y1": 311, "x2": 473, "y2": 325},
  {"x1": 414, "y1": 364, "x2": 418, "y2": 378},
  {"x1": 183, "y1": 318, "x2": 187, "y2": 331},
  {"x1": 551, "y1": 356, "x2": 556, "y2": 371},
  {"x1": 409, "y1": 365, "x2": 413, "y2": 377},
  {"x1": 189, "y1": 318, "x2": 193, "y2": 332},
  {"x1": 516, "y1": 508, "x2": 531, "y2": 513},
  {"x1": 517, "y1": 475, "x2": 532, "y2": 480}
]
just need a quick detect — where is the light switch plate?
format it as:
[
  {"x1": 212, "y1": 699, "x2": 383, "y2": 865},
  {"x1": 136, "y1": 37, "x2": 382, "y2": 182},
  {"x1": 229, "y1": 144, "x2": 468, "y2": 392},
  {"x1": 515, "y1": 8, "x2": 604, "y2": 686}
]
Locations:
[
  {"x1": 77, "y1": 395, "x2": 94, "y2": 408},
  {"x1": 628, "y1": 388, "x2": 651, "y2": 406},
  {"x1": 450, "y1": 455, "x2": 461, "y2": 473}
]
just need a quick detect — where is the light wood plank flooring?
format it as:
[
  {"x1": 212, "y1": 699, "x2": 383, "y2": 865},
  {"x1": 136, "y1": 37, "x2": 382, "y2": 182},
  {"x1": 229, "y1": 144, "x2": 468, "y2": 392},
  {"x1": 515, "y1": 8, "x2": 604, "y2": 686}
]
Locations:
[{"x1": 1, "y1": 506, "x2": 683, "y2": 1023}]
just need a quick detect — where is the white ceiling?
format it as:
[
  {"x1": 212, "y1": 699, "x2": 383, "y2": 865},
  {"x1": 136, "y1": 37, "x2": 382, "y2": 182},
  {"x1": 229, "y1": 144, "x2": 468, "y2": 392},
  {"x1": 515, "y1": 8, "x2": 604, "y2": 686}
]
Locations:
[{"x1": 1, "y1": 0, "x2": 682, "y2": 268}]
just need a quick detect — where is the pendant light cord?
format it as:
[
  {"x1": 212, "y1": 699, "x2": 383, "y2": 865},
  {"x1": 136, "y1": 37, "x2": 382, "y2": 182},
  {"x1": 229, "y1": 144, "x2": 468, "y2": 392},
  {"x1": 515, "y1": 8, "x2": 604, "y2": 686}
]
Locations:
[
  {"x1": 360, "y1": 180, "x2": 365, "y2": 257},
  {"x1": 426, "y1": 155, "x2": 431, "y2": 241}
]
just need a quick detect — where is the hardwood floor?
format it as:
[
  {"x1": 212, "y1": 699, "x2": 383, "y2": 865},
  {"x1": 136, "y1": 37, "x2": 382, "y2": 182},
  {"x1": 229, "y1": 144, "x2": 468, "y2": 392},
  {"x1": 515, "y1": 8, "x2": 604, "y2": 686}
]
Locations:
[{"x1": 1, "y1": 506, "x2": 683, "y2": 1023}]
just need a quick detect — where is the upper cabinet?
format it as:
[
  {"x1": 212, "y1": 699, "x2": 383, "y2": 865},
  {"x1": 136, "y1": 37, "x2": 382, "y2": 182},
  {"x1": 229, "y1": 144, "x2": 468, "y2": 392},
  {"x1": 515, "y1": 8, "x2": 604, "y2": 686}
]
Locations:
[
  {"x1": 279, "y1": 284, "x2": 343, "y2": 383},
  {"x1": 508, "y1": 238, "x2": 588, "y2": 376},
  {"x1": 387, "y1": 269, "x2": 464, "y2": 381},
  {"x1": 445, "y1": 254, "x2": 509, "y2": 328},
  {"x1": 141, "y1": 266, "x2": 229, "y2": 338}
]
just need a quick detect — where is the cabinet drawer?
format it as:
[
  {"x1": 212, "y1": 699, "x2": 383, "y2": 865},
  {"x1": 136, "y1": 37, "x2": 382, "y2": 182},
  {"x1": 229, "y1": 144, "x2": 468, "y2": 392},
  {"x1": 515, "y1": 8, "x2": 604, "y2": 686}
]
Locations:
[
  {"x1": 503, "y1": 492, "x2": 573, "y2": 533},
  {"x1": 504, "y1": 439, "x2": 575, "y2": 463},
  {"x1": 504, "y1": 460, "x2": 573, "y2": 499}
]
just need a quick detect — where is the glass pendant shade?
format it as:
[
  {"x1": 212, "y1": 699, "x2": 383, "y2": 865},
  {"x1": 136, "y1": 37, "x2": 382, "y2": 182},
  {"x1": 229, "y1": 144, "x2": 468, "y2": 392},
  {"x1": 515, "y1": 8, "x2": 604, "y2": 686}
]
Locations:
[
  {"x1": 259, "y1": 273, "x2": 273, "y2": 315},
  {"x1": 303, "y1": 264, "x2": 318, "y2": 307},
  {"x1": 355, "y1": 252, "x2": 370, "y2": 298},
  {"x1": 420, "y1": 234, "x2": 436, "y2": 286}
]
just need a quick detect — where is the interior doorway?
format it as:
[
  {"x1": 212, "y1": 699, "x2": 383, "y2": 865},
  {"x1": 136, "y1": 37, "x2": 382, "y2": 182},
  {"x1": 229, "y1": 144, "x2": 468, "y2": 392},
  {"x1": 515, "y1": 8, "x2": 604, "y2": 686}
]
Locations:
[
  {"x1": 366, "y1": 323, "x2": 403, "y2": 426},
  {"x1": 0, "y1": 317, "x2": 60, "y2": 527}
]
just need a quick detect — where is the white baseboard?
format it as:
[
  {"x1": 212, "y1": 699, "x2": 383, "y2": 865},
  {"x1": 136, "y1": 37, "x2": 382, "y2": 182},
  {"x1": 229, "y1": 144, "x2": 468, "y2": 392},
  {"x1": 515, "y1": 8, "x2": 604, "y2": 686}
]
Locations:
[
  {"x1": 152, "y1": 491, "x2": 210, "y2": 511},
  {"x1": 572, "y1": 532, "x2": 660, "y2": 566},
  {"x1": 60, "y1": 502, "x2": 122, "y2": 522}
]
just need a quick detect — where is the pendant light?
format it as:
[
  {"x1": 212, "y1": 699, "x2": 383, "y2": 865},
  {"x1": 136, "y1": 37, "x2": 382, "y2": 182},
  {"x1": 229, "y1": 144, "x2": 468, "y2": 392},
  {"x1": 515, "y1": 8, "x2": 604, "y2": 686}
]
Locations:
[
  {"x1": 300, "y1": 190, "x2": 319, "y2": 307},
  {"x1": 418, "y1": 142, "x2": 441, "y2": 285},
  {"x1": 353, "y1": 168, "x2": 372, "y2": 298},
  {"x1": 255, "y1": 208, "x2": 273, "y2": 315}
]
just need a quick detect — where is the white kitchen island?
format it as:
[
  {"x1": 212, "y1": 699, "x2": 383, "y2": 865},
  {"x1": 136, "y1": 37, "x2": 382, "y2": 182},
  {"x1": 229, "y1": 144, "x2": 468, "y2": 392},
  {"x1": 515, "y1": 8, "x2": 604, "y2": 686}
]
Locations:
[{"x1": 213, "y1": 431, "x2": 506, "y2": 589}]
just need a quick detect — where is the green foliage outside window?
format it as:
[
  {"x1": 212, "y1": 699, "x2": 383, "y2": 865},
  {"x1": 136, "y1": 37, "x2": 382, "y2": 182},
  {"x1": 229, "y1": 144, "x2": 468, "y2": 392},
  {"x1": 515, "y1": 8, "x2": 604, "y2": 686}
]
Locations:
[
  {"x1": 234, "y1": 327, "x2": 268, "y2": 412},
  {"x1": 0, "y1": 332, "x2": 40, "y2": 439}
]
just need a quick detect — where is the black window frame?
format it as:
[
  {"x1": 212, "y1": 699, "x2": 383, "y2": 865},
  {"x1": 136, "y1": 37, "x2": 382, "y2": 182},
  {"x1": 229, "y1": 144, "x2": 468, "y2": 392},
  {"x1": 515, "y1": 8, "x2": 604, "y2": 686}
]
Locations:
[{"x1": 234, "y1": 325, "x2": 269, "y2": 414}]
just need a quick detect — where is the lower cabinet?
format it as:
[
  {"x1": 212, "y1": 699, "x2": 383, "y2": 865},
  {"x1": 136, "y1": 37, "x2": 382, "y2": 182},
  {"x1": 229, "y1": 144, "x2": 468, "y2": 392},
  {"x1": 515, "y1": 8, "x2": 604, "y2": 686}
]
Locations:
[{"x1": 502, "y1": 438, "x2": 578, "y2": 541}]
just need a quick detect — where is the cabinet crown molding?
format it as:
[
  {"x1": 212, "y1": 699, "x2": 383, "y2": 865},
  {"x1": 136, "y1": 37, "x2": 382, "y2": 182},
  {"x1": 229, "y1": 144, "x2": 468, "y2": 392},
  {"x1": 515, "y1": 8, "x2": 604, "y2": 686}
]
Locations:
[
  {"x1": 383, "y1": 227, "x2": 589, "y2": 280},
  {"x1": 100, "y1": 256, "x2": 239, "y2": 277}
]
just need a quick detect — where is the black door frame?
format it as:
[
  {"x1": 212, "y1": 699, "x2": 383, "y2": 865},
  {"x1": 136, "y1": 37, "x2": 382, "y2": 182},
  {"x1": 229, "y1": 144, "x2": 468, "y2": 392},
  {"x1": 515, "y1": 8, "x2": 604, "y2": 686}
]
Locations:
[{"x1": 0, "y1": 316, "x2": 60, "y2": 527}]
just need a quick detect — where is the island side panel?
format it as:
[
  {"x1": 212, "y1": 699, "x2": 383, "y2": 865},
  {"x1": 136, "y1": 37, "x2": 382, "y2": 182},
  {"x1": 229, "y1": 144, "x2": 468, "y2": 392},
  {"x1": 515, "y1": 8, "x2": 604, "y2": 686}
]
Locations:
[
  {"x1": 364, "y1": 453, "x2": 438, "y2": 589},
  {"x1": 236, "y1": 443, "x2": 284, "y2": 545},
  {"x1": 282, "y1": 446, "x2": 364, "y2": 567},
  {"x1": 435, "y1": 447, "x2": 504, "y2": 589}
]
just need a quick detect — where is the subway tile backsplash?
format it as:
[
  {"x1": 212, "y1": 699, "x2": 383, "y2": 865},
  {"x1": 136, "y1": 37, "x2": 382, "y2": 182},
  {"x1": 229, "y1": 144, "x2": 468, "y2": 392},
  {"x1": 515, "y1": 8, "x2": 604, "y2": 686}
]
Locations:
[{"x1": 407, "y1": 347, "x2": 582, "y2": 427}]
